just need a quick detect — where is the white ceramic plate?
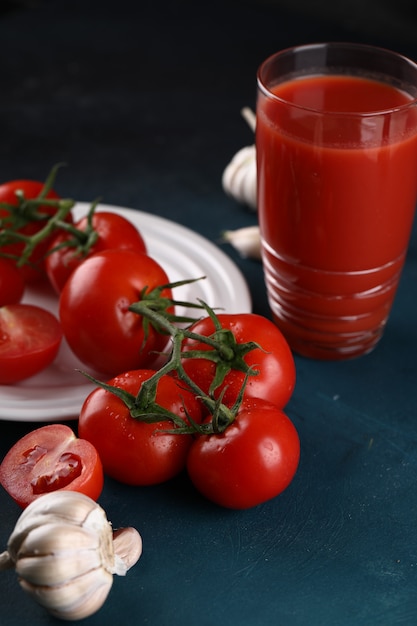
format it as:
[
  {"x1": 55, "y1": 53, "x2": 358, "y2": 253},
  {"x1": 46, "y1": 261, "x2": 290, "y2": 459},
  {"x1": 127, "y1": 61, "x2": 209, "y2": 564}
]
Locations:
[{"x1": 0, "y1": 203, "x2": 251, "y2": 422}]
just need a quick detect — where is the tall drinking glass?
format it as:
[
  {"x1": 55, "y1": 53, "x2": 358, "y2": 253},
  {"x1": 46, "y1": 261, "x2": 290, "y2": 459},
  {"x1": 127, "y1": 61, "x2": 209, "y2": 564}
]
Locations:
[{"x1": 256, "y1": 43, "x2": 417, "y2": 359}]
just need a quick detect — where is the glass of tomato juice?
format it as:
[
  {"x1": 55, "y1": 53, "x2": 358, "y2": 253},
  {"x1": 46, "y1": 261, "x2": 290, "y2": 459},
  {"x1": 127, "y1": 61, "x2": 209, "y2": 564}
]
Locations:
[{"x1": 256, "y1": 42, "x2": 417, "y2": 359}]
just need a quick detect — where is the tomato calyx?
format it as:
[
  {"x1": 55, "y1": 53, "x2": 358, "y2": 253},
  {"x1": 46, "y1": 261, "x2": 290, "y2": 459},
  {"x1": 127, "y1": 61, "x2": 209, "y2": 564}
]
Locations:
[
  {"x1": 179, "y1": 304, "x2": 262, "y2": 395},
  {"x1": 46, "y1": 198, "x2": 101, "y2": 260},
  {"x1": 128, "y1": 277, "x2": 209, "y2": 340},
  {"x1": 82, "y1": 299, "x2": 259, "y2": 437}
]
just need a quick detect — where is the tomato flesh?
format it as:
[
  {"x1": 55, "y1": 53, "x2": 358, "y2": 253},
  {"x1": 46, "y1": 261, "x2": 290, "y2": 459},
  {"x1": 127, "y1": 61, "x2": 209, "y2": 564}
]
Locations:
[
  {"x1": 0, "y1": 424, "x2": 104, "y2": 508},
  {"x1": 24, "y1": 446, "x2": 82, "y2": 494},
  {"x1": 0, "y1": 303, "x2": 63, "y2": 384}
]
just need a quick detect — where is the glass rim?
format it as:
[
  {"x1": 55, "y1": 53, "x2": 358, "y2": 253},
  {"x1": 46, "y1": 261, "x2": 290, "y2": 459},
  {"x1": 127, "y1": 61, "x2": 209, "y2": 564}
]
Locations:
[{"x1": 257, "y1": 42, "x2": 417, "y2": 117}]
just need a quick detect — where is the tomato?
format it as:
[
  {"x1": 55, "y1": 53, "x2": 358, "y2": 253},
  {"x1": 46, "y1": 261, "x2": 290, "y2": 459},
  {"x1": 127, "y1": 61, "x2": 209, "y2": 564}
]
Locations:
[
  {"x1": 0, "y1": 257, "x2": 25, "y2": 305},
  {"x1": 78, "y1": 369, "x2": 203, "y2": 485},
  {"x1": 59, "y1": 249, "x2": 173, "y2": 376},
  {"x1": 0, "y1": 303, "x2": 63, "y2": 384},
  {"x1": 46, "y1": 210, "x2": 148, "y2": 293},
  {"x1": 181, "y1": 313, "x2": 296, "y2": 410},
  {"x1": 186, "y1": 398, "x2": 300, "y2": 509},
  {"x1": 0, "y1": 424, "x2": 103, "y2": 508},
  {"x1": 0, "y1": 179, "x2": 65, "y2": 283}
]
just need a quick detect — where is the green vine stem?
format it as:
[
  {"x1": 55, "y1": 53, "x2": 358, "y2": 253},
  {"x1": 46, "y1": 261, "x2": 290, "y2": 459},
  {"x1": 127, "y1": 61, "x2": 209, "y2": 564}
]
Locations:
[
  {"x1": 0, "y1": 164, "x2": 104, "y2": 268},
  {"x1": 45, "y1": 198, "x2": 102, "y2": 257},
  {"x1": 83, "y1": 299, "x2": 258, "y2": 436}
]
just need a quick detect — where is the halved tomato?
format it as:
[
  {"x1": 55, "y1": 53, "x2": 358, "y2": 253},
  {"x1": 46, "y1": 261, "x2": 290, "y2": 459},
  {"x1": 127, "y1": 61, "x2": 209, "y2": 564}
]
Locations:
[
  {"x1": 0, "y1": 424, "x2": 104, "y2": 508},
  {"x1": 0, "y1": 303, "x2": 62, "y2": 384}
]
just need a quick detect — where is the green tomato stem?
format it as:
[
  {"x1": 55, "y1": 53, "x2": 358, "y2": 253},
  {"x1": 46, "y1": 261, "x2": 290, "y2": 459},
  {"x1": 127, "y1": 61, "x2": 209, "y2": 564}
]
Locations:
[
  {"x1": 0, "y1": 164, "x2": 103, "y2": 267},
  {"x1": 82, "y1": 297, "x2": 241, "y2": 435},
  {"x1": 126, "y1": 299, "x2": 240, "y2": 432}
]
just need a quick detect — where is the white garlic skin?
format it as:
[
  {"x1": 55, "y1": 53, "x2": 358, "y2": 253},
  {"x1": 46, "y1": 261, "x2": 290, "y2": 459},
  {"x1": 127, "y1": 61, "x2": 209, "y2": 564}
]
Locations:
[
  {"x1": 222, "y1": 225, "x2": 261, "y2": 260},
  {"x1": 1, "y1": 491, "x2": 142, "y2": 622},
  {"x1": 222, "y1": 144, "x2": 257, "y2": 210},
  {"x1": 20, "y1": 566, "x2": 114, "y2": 622}
]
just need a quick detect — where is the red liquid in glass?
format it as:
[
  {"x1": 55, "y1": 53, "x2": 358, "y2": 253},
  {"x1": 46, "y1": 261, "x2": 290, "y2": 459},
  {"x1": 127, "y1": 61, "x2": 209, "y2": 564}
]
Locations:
[{"x1": 256, "y1": 75, "x2": 417, "y2": 358}]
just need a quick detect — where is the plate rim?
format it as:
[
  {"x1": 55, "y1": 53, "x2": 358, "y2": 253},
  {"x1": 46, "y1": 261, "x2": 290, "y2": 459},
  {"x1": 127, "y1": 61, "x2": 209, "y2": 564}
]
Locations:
[{"x1": 0, "y1": 202, "x2": 252, "y2": 422}]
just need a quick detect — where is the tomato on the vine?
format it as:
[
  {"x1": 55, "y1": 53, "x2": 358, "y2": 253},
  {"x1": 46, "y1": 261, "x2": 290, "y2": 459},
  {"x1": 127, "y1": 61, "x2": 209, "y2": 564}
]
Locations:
[
  {"x1": 46, "y1": 210, "x2": 147, "y2": 293},
  {"x1": 0, "y1": 179, "x2": 67, "y2": 283},
  {"x1": 59, "y1": 249, "x2": 174, "y2": 376},
  {"x1": 78, "y1": 369, "x2": 203, "y2": 485},
  {"x1": 186, "y1": 398, "x2": 300, "y2": 509},
  {"x1": 0, "y1": 257, "x2": 25, "y2": 305},
  {"x1": 181, "y1": 313, "x2": 296, "y2": 409},
  {"x1": 0, "y1": 303, "x2": 63, "y2": 384},
  {"x1": 0, "y1": 424, "x2": 104, "y2": 508}
]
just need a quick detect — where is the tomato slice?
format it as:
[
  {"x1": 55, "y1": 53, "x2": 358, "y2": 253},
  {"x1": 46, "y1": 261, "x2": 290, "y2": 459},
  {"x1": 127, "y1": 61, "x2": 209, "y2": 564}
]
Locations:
[
  {"x1": 0, "y1": 424, "x2": 104, "y2": 508},
  {"x1": 0, "y1": 303, "x2": 63, "y2": 384}
]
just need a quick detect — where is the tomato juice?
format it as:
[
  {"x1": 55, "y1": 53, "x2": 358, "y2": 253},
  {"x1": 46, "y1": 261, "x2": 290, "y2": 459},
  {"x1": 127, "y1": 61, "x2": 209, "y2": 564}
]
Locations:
[{"x1": 257, "y1": 66, "x2": 417, "y2": 359}]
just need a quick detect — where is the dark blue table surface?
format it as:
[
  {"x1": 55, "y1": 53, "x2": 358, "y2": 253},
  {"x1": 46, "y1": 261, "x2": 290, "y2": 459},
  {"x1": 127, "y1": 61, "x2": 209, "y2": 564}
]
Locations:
[{"x1": 1, "y1": 1, "x2": 417, "y2": 624}]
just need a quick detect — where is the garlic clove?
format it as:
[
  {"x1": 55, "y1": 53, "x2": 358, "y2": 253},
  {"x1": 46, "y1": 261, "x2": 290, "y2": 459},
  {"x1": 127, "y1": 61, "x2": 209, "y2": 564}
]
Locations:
[
  {"x1": 222, "y1": 107, "x2": 258, "y2": 210},
  {"x1": 19, "y1": 522, "x2": 101, "y2": 556},
  {"x1": 0, "y1": 550, "x2": 13, "y2": 570},
  {"x1": 17, "y1": 549, "x2": 103, "y2": 587},
  {"x1": 7, "y1": 491, "x2": 104, "y2": 562},
  {"x1": 16, "y1": 526, "x2": 104, "y2": 586},
  {"x1": 112, "y1": 527, "x2": 143, "y2": 574},
  {"x1": 20, "y1": 566, "x2": 113, "y2": 622},
  {"x1": 240, "y1": 159, "x2": 257, "y2": 208},
  {"x1": 222, "y1": 145, "x2": 257, "y2": 210},
  {"x1": 222, "y1": 225, "x2": 262, "y2": 260}
]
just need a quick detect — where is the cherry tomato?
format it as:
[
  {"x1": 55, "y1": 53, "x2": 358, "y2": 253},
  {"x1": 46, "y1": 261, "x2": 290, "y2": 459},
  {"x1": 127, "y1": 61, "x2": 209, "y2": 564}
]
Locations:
[
  {"x1": 0, "y1": 257, "x2": 25, "y2": 305},
  {"x1": 181, "y1": 313, "x2": 296, "y2": 409},
  {"x1": 0, "y1": 303, "x2": 63, "y2": 384},
  {"x1": 186, "y1": 398, "x2": 300, "y2": 509},
  {"x1": 0, "y1": 179, "x2": 65, "y2": 283},
  {"x1": 59, "y1": 249, "x2": 173, "y2": 376},
  {"x1": 78, "y1": 369, "x2": 203, "y2": 485},
  {"x1": 46, "y1": 210, "x2": 148, "y2": 293},
  {"x1": 0, "y1": 424, "x2": 104, "y2": 508}
]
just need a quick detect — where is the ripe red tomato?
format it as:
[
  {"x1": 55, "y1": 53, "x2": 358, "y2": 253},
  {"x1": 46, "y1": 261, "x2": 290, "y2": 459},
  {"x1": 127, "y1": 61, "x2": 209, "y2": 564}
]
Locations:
[
  {"x1": 181, "y1": 313, "x2": 296, "y2": 409},
  {"x1": 46, "y1": 210, "x2": 148, "y2": 293},
  {"x1": 0, "y1": 257, "x2": 25, "y2": 305},
  {"x1": 0, "y1": 179, "x2": 65, "y2": 283},
  {"x1": 59, "y1": 249, "x2": 174, "y2": 376},
  {"x1": 0, "y1": 304, "x2": 63, "y2": 384},
  {"x1": 186, "y1": 398, "x2": 300, "y2": 509},
  {"x1": 0, "y1": 424, "x2": 104, "y2": 508},
  {"x1": 78, "y1": 369, "x2": 203, "y2": 485}
]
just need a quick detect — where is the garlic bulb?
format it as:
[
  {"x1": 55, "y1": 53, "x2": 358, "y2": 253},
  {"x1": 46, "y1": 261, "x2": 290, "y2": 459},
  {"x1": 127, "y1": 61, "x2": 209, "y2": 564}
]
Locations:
[
  {"x1": 222, "y1": 225, "x2": 262, "y2": 260},
  {"x1": 222, "y1": 107, "x2": 257, "y2": 210},
  {"x1": 0, "y1": 491, "x2": 142, "y2": 621},
  {"x1": 222, "y1": 144, "x2": 257, "y2": 210}
]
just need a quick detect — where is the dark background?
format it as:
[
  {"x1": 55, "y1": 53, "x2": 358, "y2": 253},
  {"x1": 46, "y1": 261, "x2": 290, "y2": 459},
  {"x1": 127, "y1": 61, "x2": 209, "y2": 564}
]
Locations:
[
  {"x1": 1, "y1": 1, "x2": 417, "y2": 625},
  {"x1": 1, "y1": 0, "x2": 417, "y2": 231}
]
